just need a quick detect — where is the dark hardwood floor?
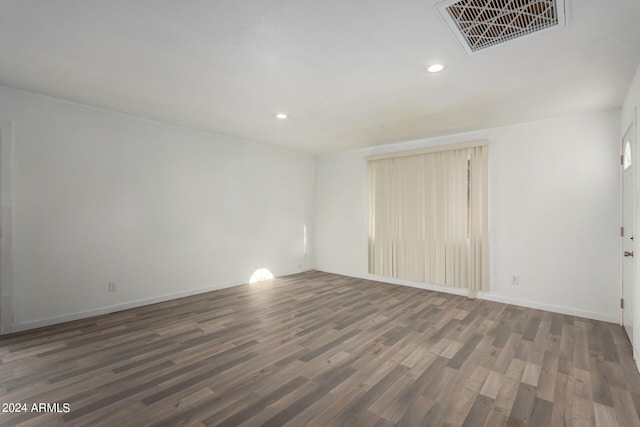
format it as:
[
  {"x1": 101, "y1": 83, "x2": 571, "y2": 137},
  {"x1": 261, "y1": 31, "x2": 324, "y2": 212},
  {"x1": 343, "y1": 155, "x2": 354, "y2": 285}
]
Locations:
[{"x1": 1, "y1": 271, "x2": 639, "y2": 426}]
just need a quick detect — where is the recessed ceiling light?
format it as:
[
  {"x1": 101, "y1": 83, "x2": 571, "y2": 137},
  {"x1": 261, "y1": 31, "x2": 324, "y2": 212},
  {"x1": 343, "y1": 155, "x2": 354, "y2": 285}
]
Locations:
[
  {"x1": 426, "y1": 63, "x2": 445, "y2": 73},
  {"x1": 276, "y1": 113, "x2": 288, "y2": 119}
]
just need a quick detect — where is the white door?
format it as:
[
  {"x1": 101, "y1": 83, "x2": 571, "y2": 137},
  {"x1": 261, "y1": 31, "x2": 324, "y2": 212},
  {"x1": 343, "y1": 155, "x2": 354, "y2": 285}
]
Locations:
[
  {"x1": 623, "y1": 124, "x2": 635, "y2": 343},
  {"x1": 0, "y1": 122, "x2": 13, "y2": 335}
]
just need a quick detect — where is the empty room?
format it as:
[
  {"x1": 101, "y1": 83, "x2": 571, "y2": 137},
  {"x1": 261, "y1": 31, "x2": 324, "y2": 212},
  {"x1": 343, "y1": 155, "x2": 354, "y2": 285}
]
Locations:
[{"x1": 2, "y1": 0, "x2": 640, "y2": 426}]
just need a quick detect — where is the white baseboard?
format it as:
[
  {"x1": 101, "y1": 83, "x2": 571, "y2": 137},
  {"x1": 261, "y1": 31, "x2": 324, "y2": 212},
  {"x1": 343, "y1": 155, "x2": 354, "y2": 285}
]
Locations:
[
  {"x1": 477, "y1": 293, "x2": 618, "y2": 323},
  {"x1": 331, "y1": 270, "x2": 470, "y2": 297},
  {"x1": 9, "y1": 266, "x2": 614, "y2": 333},
  {"x1": 11, "y1": 281, "x2": 243, "y2": 333},
  {"x1": 10, "y1": 267, "x2": 313, "y2": 333},
  {"x1": 315, "y1": 268, "x2": 619, "y2": 324}
]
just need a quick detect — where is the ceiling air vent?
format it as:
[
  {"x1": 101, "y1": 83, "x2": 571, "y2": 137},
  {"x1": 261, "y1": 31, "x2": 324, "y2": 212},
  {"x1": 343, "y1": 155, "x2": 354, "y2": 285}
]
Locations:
[{"x1": 435, "y1": 0, "x2": 566, "y2": 55}]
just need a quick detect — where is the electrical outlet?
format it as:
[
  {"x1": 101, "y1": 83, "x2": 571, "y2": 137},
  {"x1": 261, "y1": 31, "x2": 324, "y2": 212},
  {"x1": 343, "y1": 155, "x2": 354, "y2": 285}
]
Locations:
[
  {"x1": 511, "y1": 275, "x2": 519, "y2": 286},
  {"x1": 298, "y1": 264, "x2": 302, "y2": 271},
  {"x1": 108, "y1": 282, "x2": 117, "y2": 292}
]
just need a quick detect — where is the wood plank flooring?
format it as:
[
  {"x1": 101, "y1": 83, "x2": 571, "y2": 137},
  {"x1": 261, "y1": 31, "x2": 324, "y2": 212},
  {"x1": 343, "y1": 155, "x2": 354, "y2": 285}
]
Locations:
[{"x1": 1, "y1": 270, "x2": 639, "y2": 426}]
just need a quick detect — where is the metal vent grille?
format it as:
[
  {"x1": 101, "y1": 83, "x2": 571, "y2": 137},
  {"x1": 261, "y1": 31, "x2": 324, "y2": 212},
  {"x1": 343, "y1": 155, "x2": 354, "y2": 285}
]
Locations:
[{"x1": 436, "y1": 0, "x2": 566, "y2": 54}]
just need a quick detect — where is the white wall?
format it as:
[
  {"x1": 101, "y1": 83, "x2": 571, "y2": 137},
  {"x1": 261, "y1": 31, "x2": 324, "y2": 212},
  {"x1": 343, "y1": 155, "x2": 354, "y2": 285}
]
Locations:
[
  {"x1": 622, "y1": 62, "x2": 640, "y2": 363},
  {"x1": 0, "y1": 82, "x2": 624, "y2": 332},
  {"x1": 0, "y1": 86, "x2": 314, "y2": 331},
  {"x1": 316, "y1": 110, "x2": 621, "y2": 322}
]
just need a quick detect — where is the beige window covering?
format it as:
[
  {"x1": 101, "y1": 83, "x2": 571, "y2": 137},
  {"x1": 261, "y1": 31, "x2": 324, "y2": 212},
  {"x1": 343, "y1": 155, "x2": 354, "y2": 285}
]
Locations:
[{"x1": 367, "y1": 141, "x2": 488, "y2": 292}]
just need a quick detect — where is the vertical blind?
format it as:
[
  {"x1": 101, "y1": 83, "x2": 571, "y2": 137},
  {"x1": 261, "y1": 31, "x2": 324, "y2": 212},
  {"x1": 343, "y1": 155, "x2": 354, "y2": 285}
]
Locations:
[{"x1": 367, "y1": 141, "x2": 489, "y2": 292}]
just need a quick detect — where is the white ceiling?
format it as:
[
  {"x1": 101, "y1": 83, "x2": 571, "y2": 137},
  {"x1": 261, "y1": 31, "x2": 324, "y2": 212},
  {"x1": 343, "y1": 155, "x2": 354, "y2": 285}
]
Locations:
[{"x1": 1, "y1": 0, "x2": 639, "y2": 154}]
